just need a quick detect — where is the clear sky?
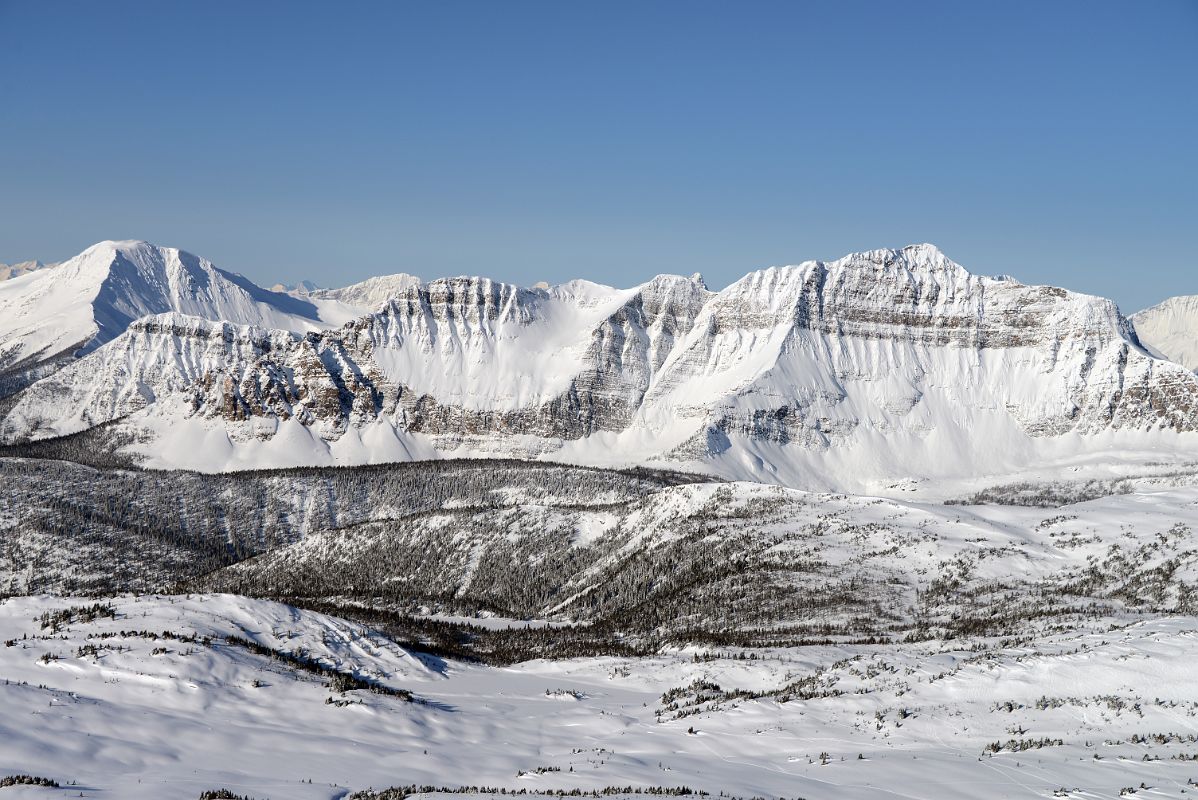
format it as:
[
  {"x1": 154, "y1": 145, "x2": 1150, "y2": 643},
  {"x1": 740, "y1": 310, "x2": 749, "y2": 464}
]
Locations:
[{"x1": 1, "y1": 1, "x2": 1194, "y2": 311}]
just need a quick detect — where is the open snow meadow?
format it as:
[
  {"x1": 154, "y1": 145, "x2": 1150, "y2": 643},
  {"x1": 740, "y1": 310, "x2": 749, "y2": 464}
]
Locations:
[
  {"x1": 3, "y1": 594, "x2": 1198, "y2": 799},
  {"x1": 5, "y1": 473, "x2": 1198, "y2": 799}
]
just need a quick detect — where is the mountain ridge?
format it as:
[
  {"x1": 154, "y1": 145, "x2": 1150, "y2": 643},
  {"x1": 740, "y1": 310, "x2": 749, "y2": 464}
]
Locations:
[
  {"x1": 3, "y1": 239, "x2": 1197, "y2": 493},
  {"x1": 0, "y1": 240, "x2": 355, "y2": 396}
]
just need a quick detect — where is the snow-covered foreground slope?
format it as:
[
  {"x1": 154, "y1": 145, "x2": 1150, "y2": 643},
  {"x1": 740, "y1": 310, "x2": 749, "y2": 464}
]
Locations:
[
  {"x1": 4, "y1": 457, "x2": 1198, "y2": 797},
  {"x1": 1133, "y1": 295, "x2": 1198, "y2": 372},
  {"x1": 3, "y1": 593, "x2": 1198, "y2": 799},
  {"x1": 5, "y1": 243, "x2": 1198, "y2": 493}
]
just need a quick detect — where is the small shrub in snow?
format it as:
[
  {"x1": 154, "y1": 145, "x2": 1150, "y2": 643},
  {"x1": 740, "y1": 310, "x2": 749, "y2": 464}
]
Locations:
[{"x1": 0, "y1": 774, "x2": 60, "y2": 788}]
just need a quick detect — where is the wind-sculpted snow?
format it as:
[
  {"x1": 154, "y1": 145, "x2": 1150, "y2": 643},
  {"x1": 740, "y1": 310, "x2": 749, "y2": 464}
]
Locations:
[{"x1": 5, "y1": 241, "x2": 1198, "y2": 490}]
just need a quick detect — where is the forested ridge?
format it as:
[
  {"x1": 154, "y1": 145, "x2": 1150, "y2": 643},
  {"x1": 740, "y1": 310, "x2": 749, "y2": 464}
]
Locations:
[{"x1": 0, "y1": 456, "x2": 704, "y2": 595}]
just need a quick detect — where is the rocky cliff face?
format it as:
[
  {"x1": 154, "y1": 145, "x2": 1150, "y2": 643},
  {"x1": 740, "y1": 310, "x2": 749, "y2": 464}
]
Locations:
[{"x1": 4, "y1": 243, "x2": 1197, "y2": 488}]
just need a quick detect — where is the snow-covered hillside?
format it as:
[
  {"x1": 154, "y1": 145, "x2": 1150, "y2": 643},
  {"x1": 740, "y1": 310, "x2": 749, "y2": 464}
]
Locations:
[
  {"x1": 1133, "y1": 295, "x2": 1198, "y2": 371},
  {"x1": 7, "y1": 451, "x2": 1198, "y2": 641},
  {"x1": 4, "y1": 593, "x2": 1198, "y2": 799},
  {"x1": 196, "y1": 474, "x2": 1198, "y2": 639}
]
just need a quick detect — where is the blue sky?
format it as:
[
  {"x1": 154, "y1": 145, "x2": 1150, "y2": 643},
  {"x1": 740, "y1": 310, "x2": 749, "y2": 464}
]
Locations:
[{"x1": 0, "y1": 1, "x2": 1194, "y2": 311}]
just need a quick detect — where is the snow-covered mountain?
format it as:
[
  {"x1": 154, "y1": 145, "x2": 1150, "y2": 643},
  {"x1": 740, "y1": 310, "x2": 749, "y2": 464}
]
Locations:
[
  {"x1": 0, "y1": 240, "x2": 365, "y2": 396},
  {"x1": 305, "y1": 272, "x2": 423, "y2": 311},
  {"x1": 8, "y1": 243, "x2": 1198, "y2": 800},
  {"x1": 1132, "y1": 294, "x2": 1198, "y2": 371},
  {"x1": 0, "y1": 258, "x2": 55, "y2": 281},
  {"x1": 4, "y1": 241, "x2": 1198, "y2": 491},
  {"x1": 268, "y1": 278, "x2": 321, "y2": 294}
]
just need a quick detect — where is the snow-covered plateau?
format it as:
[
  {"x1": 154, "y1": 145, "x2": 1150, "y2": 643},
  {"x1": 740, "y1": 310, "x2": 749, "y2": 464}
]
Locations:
[{"x1": 3, "y1": 239, "x2": 1198, "y2": 797}]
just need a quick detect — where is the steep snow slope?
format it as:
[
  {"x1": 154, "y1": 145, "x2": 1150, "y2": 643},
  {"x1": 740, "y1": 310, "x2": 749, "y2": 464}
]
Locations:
[
  {"x1": 637, "y1": 245, "x2": 1198, "y2": 488},
  {"x1": 5, "y1": 243, "x2": 1198, "y2": 492},
  {"x1": 0, "y1": 240, "x2": 358, "y2": 392},
  {"x1": 0, "y1": 272, "x2": 696, "y2": 450},
  {"x1": 1133, "y1": 295, "x2": 1198, "y2": 371},
  {"x1": 0, "y1": 314, "x2": 304, "y2": 441}
]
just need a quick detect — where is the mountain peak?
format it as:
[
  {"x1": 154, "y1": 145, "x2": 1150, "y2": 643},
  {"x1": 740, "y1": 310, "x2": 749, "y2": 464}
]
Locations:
[
  {"x1": 92, "y1": 238, "x2": 155, "y2": 249},
  {"x1": 0, "y1": 239, "x2": 342, "y2": 393},
  {"x1": 843, "y1": 242, "x2": 958, "y2": 271},
  {"x1": 82, "y1": 239, "x2": 163, "y2": 259},
  {"x1": 270, "y1": 279, "x2": 321, "y2": 295},
  {"x1": 901, "y1": 242, "x2": 947, "y2": 258}
]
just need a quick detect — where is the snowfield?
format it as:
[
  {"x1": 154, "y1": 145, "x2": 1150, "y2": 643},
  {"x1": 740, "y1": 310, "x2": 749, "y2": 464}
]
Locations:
[{"x1": 2, "y1": 594, "x2": 1198, "y2": 799}]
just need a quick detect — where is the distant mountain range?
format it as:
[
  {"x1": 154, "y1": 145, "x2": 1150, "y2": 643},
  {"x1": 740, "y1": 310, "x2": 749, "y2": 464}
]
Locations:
[
  {"x1": 2, "y1": 239, "x2": 1195, "y2": 493},
  {"x1": 0, "y1": 259, "x2": 56, "y2": 281}
]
